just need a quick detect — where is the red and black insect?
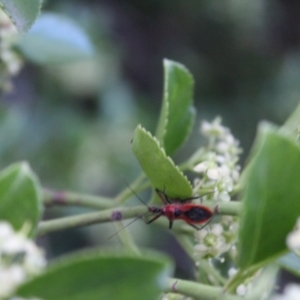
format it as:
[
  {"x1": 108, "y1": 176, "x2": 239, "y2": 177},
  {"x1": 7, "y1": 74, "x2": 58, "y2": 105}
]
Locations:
[
  {"x1": 109, "y1": 186, "x2": 216, "y2": 239},
  {"x1": 147, "y1": 189, "x2": 214, "y2": 230}
]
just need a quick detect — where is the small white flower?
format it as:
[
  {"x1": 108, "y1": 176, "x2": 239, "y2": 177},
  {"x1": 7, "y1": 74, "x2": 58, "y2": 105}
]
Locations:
[
  {"x1": 194, "y1": 223, "x2": 231, "y2": 260},
  {"x1": 236, "y1": 284, "x2": 247, "y2": 296},
  {"x1": 0, "y1": 9, "x2": 23, "y2": 91},
  {"x1": 271, "y1": 284, "x2": 300, "y2": 300},
  {"x1": 218, "y1": 164, "x2": 231, "y2": 177},
  {"x1": 286, "y1": 218, "x2": 300, "y2": 251},
  {"x1": 211, "y1": 224, "x2": 223, "y2": 235},
  {"x1": 0, "y1": 222, "x2": 14, "y2": 241},
  {"x1": 2, "y1": 234, "x2": 28, "y2": 253},
  {"x1": 225, "y1": 134, "x2": 235, "y2": 145},
  {"x1": 0, "y1": 222, "x2": 46, "y2": 298},
  {"x1": 0, "y1": 265, "x2": 25, "y2": 298},
  {"x1": 231, "y1": 168, "x2": 240, "y2": 182},
  {"x1": 194, "y1": 162, "x2": 208, "y2": 173},
  {"x1": 217, "y1": 141, "x2": 229, "y2": 153},
  {"x1": 216, "y1": 155, "x2": 226, "y2": 164},
  {"x1": 194, "y1": 118, "x2": 241, "y2": 202},
  {"x1": 228, "y1": 267, "x2": 238, "y2": 278},
  {"x1": 207, "y1": 168, "x2": 219, "y2": 180},
  {"x1": 193, "y1": 118, "x2": 241, "y2": 264},
  {"x1": 201, "y1": 117, "x2": 226, "y2": 137},
  {"x1": 218, "y1": 191, "x2": 231, "y2": 202}
]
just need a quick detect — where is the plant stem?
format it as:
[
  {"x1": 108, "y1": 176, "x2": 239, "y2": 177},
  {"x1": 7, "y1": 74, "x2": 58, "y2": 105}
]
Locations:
[
  {"x1": 113, "y1": 221, "x2": 140, "y2": 255},
  {"x1": 217, "y1": 201, "x2": 241, "y2": 216},
  {"x1": 37, "y1": 205, "x2": 146, "y2": 236},
  {"x1": 43, "y1": 174, "x2": 150, "y2": 209},
  {"x1": 164, "y1": 278, "x2": 243, "y2": 300},
  {"x1": 43, "y1": 188, "x2": 241, "y2": 216},
  {"x1": 196, "y1": 260, "x2": 226, "y2": 286},
  {"x1": 38, "y1": 201, "x2": 241, "y2": 236},
  {"x1": 43, "y1": 189, "x2": 115, "y2": 209},
  {"x1": 175, "y1": 233, "x2": 226, "y2": 286}
]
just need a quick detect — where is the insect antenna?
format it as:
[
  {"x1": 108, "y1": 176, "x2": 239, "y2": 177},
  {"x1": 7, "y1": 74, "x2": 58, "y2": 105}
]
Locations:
[
  {"x1": 108, "y1": 211, "x2": 150, "y2": 240},
  {"x1": 183, "y1": 190, "x2": 215, "y2": 202},
  {"x1": 108, "y1": 180, "x2": 152, "y2": 239},
  {"x1": 123, "y1": 180, "x2": 151, "y2": 208}
]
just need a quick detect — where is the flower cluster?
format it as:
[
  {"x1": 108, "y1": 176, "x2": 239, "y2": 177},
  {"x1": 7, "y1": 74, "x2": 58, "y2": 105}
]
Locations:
[
  {"x1": 193, "y1": 117, "x2": 241, "y2": 201},
  {"x1": 194, "y1": 216, "x2": 238, "y2": 260},
  {"x1": 193, "y1": 118, "x2": 241, "y2": 261},
  {"x1": 0, "y1": 9, "x2": 23, "y2": 91},
  {"x1": 0, "y1": 222, "x2": 46, "y2": 299},
  {"x1": 194, "y1": 223, "x2": 229, "y2": 259}
]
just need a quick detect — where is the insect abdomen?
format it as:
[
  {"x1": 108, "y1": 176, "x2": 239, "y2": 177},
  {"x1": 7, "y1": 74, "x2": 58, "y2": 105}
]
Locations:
[{"x1": 183, "y1": 207, "x2": 212, "y2": 223}]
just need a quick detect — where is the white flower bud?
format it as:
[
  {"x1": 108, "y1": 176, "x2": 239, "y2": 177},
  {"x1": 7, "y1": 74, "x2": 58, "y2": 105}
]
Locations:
[
  {"x1": 286, "y1": 218, "x2": 300, "y2": 251},
  {"x1": 0, "y1": 222, "x2": 14, "y2": 241},
  {"x1": 0, "y1": 221, "x2": 46, "y2": 298},
  {"x1": 194, "y1": 162, "x2": 208, "y2": 173},
  {"x1": 228, "y1": 267, "x2": 238, "y2": 278},
  {"x1": 207, "y1": 168, "x2": 219, "y2": 180},
  {"x1": 236, "y1": 284, "x2": 247, "y2": 296}
]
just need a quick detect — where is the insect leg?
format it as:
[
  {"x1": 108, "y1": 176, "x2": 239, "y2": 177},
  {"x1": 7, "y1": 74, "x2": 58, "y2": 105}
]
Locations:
[
  {"x1": 182, "y1": 191, "x2": 214, "y2": 202},
  {"x1": 161, "y1": 186, "x2": 173, "y2": 204},
  {"x1": 186, "y1": 205, "x2": 219, "y2": 231},
  {"x1": 146, "y1": 213, "x2": 162, "y2": 224},
  {"x1": 155, "y1": 189, "x2": 171, "y2": 204}
]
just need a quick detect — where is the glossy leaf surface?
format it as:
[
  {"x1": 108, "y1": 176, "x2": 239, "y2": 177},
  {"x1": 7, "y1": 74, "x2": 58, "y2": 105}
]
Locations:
[
  {"x1": 238, "y1": 123, "x2": 300, "y2": 269},
  {"x1": 156, "y1": 59, "x2": 195, "y2": 155},
  {"x1": 0, "y1": 162, "x2": 42, "y2": 236},
  {"x1": 17, "y1": 250, "x2": 173, "y2": 300},
  {"x1": 132, "y1": 125, "x2": 193, "y2": 198}
]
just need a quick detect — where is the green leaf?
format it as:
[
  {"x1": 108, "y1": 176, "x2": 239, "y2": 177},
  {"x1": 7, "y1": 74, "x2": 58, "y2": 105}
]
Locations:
[
  {"x1": 16, "y1": 249, "x2": 173, "y2": 300},
  {"x1": 0, "y1": 162, "x2": 42, "y2": 236},
  {"x1": 238, "y1": 123, "x2": 300, "y2": 269},
  {"x1": 132, "y1": 125, "x2": 193, "y2": 198},
  {"x1": 280, "y1": 101, "x2": 300, "y2": 138},
  {"x1": 0, "y1": 0, "x2": 42, "y2": 32},
  {"x1": 155, "y1": 59, "x2": 195, "y2": 155},
  {"x1": 17, "y1": 13, "x2": 94, "y2": 64},
  {"x1": 278, "y1": 253, "x2": 300, "y2": 277}
]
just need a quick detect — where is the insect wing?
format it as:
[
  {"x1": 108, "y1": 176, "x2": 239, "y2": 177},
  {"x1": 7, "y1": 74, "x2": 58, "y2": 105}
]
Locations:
[{"x1": 182, "y1": 204, "x2": 213, "y2": 224}]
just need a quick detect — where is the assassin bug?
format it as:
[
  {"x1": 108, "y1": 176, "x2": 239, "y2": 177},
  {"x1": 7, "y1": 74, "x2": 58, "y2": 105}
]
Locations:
[
  {"x1": 148, "y1": 188, "x2": 215, "y2": 230},
  {"x1": 109, "y1": 186, "x2": 216, "y2": 239}
]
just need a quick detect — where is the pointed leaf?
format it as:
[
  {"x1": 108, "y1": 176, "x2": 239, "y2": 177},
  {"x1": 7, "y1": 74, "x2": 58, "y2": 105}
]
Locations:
[
  {"x1": 156, "y1": 59, "x2": 195, "y2": 155},
  {"x1": 0, "y1": 162, "x2": 42, "y2": 236},
  {"x1": 0, "y1": 0, "x2": 42, "y2": 32},
  {"x1": 16, "y1": 249, "x2": 173, "y2": 300},
  {"x1": 238, "y1": 123, "x2": 300, "y2": 269},
  {"x1": 132, "y1": 125, "x2": 193, "y2": 198},
  {"x1": 17, "y1": 13, "x2": 94, "y2": 64}
]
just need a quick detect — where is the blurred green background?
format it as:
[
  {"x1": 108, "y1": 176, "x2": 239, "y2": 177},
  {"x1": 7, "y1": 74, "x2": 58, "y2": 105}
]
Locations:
[{"x1": 2, "y1": 0, "x2": 300, "y2": 279}]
